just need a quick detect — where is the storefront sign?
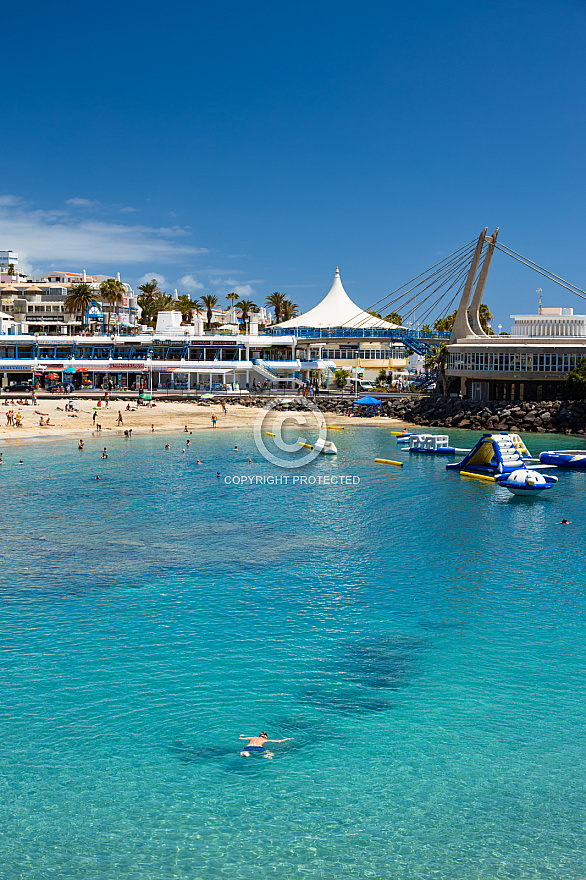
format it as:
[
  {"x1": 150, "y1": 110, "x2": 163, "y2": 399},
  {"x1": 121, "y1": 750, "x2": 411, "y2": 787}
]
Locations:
[
  {"x1": 107, "y1": 363, "x2": 148, "y2": 370},
  {"x1": 189, "y1": 340, "x2": 239, "y2": 347}
]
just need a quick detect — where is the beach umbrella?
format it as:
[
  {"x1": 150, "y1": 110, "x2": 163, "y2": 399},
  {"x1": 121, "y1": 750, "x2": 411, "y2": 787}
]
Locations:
[
  {"x1": 46, "y1": 373, "x2": 59, "y2": 379},
  {"x1": 201, "y1": 393, "x2": 215, "y2": 399},
  {"x1": 63, "y1": 367, "x2": 76, "y2": 374},
  {"x1": 76, "y1": 368, "x2": 89, "y2": 373}
]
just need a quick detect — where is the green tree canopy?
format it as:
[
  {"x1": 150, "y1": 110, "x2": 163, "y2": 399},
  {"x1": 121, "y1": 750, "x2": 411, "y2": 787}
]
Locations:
[
  {"x1": 201, "y1": 294, "x2": 219, "y2": 330},
  {"x1": 266, "y1": 292, "x2": 286, "y2": 324},
  {"x1": 99, "y1": 278, "x2": 125, "y2": 330},
  {"x1": 424, "y1": 343, "x2": 448, "y2": 395},
  {"x1": 236, "y1": 299, "x2": 257, "y2": 327},
  {"x1": 281, "y1": 299, "x2": 299, "y2": 321},
  {"x1": 64, "y1": 283, "x2": 96, "y2": 329},
  {"x1": 385, "y1": 311, "x2": 403, "y2": 325},
  {"x1": 566, "y1": 357, "x2": 586, "y2": 399}
]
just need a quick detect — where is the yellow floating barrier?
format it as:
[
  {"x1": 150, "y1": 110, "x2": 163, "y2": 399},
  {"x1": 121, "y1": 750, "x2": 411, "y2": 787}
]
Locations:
[
  {"x1": 459, "y1": 471, "x2": 496, "y2": 482},
  {"x1": 328, "y1": 426, "x2": 344, "y2": 431},
  {"x1": 299, "y1": 441, "x2": 313, "y2": 449},
  {"x1": 374, "y1": 458, "x2": 403, "y2": 467},
  {"x1": 265, "y1": 431, "x2": 275, "y2": 437},
  {"x1": 390, "y1": 430, "x2": 409, "y2": 435}
]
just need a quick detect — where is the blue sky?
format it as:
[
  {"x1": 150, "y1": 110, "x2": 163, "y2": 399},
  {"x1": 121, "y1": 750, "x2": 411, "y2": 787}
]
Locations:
[{"x1": 2, "y1": 0, "x2": 586, "y2": 329}]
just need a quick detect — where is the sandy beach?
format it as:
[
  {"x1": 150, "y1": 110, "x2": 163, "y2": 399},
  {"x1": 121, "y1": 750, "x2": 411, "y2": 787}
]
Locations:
[{"x1": 0, "y1": 397, "x2": 409, "y2": 444}]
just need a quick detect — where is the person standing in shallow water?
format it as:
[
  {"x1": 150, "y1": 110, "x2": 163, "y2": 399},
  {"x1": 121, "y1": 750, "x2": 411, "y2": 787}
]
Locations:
[{"x1": 211, "y1": 413, "x2": 217, "y2": 428}]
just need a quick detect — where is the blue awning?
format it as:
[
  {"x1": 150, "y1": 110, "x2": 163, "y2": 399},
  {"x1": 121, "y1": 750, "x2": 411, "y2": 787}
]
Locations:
[{"x1": 352, "y1": 396, "x2": 382, "y2": 408}]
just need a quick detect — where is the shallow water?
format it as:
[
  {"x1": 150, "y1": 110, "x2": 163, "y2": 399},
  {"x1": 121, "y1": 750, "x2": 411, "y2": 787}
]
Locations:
[{"x1": 1, "y1": 427, "x2": 585, "y2": 879}]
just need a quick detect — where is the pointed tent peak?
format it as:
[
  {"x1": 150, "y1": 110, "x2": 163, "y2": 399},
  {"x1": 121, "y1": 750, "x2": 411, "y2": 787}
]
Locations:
[{"x1": 275, "y1": 267, "x2": 401, "y2": 330}]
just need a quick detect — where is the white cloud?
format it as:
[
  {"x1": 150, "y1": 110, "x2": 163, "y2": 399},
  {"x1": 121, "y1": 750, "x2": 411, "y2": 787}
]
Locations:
[
  {"x1": 0, "y1": 194, "x2": 23, "y2": 207},
  {"x1": 66, "y1": 197, "x2": 100, "y2": 207},
  {"x1": 120, "y1": 206, "x2": 139, "y2": 213},
  {"x1": 137, "y1": 273, "x2": 167, "y2": 287},
  {"x1": 0, "y1": 196, "x2": 206, "y2": 266},
  {"x1": 179, "y1": 274, "x2": 205, "y2": 292},
  {"x1": 231, "y1": 284, "x2": 255, "y2": 298}
]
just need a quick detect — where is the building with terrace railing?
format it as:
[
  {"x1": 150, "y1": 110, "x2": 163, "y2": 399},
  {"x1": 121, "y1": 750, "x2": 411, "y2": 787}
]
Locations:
[
  {"x1": 445, "y1": 228, "x2": 586, "y2": 401},
  {"x1": 0, "y1": 322, "x2": 323, "y2": 392}
]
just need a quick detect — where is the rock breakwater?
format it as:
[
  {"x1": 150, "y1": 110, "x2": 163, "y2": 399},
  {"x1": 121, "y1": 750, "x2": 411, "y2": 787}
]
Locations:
[{"x1": 344, "y1": 396, "x2": 586, "y2": 434}]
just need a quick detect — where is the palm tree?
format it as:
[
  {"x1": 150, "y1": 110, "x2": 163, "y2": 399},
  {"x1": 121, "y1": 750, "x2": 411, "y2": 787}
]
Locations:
[
  {"x1": 236, "y1": 299, "x2": 257, "y2": 329},
  {"x1": 479, "y1": 302, "x2": 494, "y2": 335},
  {"x1": 226, "y1": 292, "x2": 238, "y2": 309},
  {"x1": 385, "y1": 311, "x2": 403, "y2": 326},
  {"x1": 192, "y1": 299, "x2": 203, "y2": 322},
  {"x1": 137, "y1": 279, "x2": 160, "y2": 297},
  {"x1": 64, "y1": 282, "x2": 96, "y2": 330},
  {"x1": 7, "y1": 263, "x2": 15, "y2": 278},
  {"x1": 281, "y1": 300, "x2": 299, "y2": 322},
  {"x1": 266, "y1": 292, "x2": 286, "y2": 324},
  {"x1": 201, "y1": 294, "x2": 219, "y2": 330},
  {"x1": 425, "y1": 344, "x2": 448, "y2": 395},
  {"x1": 433, "y1": 310, "x2": 457, "y2": 333},
  {"x1": 99, "y1": 278, "x2": 125, "y2": 330},
  {"x1": 177, "y1": 294, "x2": 195, "y2": 323},
  {"x1": 137, "y1": 279, "x2": 162, "y2": 326}
]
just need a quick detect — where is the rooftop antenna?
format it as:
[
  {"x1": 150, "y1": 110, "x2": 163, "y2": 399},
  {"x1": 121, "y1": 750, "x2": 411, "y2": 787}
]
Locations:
[{"x1": 537, "y1": 288, "x2": 542, "y2": 314}]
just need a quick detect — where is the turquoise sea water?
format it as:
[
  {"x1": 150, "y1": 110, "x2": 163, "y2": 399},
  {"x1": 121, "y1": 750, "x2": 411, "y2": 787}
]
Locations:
[{"x1": 1, "y1": 426, "x2": 585, "y2": 879}]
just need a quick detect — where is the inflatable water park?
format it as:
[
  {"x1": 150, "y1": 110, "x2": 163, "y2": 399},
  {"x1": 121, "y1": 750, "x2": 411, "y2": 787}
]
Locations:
[
  {"x1": 446, "y1": 432, "x2": 531, "y2": 476},
  {"x1": 445, "y1": 432, "x2": 558, "y2": 495},
  {"x1": 391, "y1": 428, "x2": 586, "y2": 495},
  {"x1": 396, "y1": 433, "x2": 468, "y2": 456},
  {"x1": 539, "y1": 450, "x2": 586, "y2": 469}
]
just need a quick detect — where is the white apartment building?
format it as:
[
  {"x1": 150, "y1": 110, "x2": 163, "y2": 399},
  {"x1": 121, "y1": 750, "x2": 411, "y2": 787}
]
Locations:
[{"x1": 0, "y1": 261, "x2": 138, "y2": 333}]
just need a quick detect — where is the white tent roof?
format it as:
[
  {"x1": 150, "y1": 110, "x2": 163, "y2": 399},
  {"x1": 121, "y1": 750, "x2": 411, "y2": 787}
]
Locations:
[{"x1": 276, "y1": 268, "x2": 401, "y2": 330}]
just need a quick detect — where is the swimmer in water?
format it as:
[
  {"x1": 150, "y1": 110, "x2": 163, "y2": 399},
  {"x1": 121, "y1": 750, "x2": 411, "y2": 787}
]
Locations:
[
  {"x1": 186, "y1": 440, "x2": 191, "y2": 447},
  {"x1": 234, "y1": 445, "x2": 238, "y2": 451},
  {"x1": 196, "y1": 459, "x2": 201, "y2": 465},
  {"x1": 165, "y1": 444, "x2": 170, "y2": 450},
  {"x1": 78, "y1": 440, "x2": 84, "y2": 449},
  {"x1": 216, "y1": 471, "x2": 221, "y2": 477},
  {"x1": 556, "y1": 518, "x2": 570, "y2": 524},
  {"x1": 96, "y1": 475, "x2": 100, "y2": 480},
  {"x1": 239, "y1": 732, "x2": 291, "y2": 759}
]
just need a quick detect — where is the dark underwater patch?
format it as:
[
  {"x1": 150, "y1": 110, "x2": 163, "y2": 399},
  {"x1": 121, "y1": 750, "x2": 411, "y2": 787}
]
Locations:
[{"x1": 295, "y1": 634, "x2": 428, "y2": 715}]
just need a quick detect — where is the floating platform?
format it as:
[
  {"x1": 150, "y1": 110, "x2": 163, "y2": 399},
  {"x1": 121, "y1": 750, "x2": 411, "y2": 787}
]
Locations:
[
  {"x1": 495, "y1": 469, "x2": 558, "y2": 496},
  {"x1": 406, "y1": 434, "x2": 466, "y2": 456},
  {"x1": 299, "y1": 439, "x2": 337, "y2": 454},
  {"x1": 539, "y1": 450, "x2": 586, "y2": 469}
]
